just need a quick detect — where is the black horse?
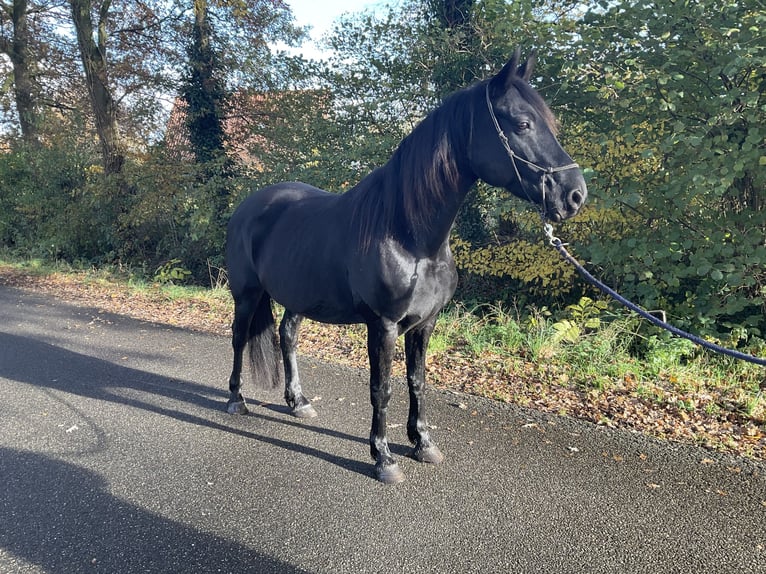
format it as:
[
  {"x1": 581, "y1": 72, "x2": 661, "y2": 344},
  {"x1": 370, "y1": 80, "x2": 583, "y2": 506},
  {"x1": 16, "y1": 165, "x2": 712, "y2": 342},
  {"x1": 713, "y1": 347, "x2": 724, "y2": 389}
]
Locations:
[{"x1": 225, "y1": 49, "x2": 587, "y2": 484}]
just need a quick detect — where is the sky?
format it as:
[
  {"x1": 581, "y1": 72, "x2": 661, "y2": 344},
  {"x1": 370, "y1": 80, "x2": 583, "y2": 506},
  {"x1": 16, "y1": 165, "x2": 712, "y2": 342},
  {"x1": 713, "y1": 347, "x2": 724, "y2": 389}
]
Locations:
[
  {"x1": 283, "y1": 0, "x2": 387, "y2": 57},
  {"x1": 286, "y1": 0, "x2": 383, "y2": 38}
]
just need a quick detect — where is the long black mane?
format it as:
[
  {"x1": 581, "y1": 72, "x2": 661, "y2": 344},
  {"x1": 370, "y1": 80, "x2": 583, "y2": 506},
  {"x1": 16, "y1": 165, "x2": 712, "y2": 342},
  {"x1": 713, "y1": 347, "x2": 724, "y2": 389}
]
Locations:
[
  {"x1": 346, "y1": 84, "x2": 475, "y2": 250},
  {"x1": 346, "y1": 75, "x2": 559, "y2": 250}
]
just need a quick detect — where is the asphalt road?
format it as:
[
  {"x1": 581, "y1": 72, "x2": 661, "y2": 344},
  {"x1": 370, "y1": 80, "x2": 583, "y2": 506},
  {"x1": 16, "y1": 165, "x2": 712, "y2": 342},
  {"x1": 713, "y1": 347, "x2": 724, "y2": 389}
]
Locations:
[{"x1": 0, "y1": 285, "x2": 764, "y2": 574}]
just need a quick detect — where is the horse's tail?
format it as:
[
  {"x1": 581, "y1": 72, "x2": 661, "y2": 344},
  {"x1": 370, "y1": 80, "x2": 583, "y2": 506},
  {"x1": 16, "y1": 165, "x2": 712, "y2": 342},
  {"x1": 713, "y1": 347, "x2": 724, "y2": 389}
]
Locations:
[{"x1": 247, "y1": 294, "x2": 283, "y2": 390}]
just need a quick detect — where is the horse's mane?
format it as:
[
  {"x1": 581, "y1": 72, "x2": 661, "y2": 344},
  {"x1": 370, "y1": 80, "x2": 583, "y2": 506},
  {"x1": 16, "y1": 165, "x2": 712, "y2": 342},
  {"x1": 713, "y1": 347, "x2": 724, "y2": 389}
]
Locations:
[
  {"x1": 346, "y1": 84, "x2": 474, "y2": 251},
  {"x1": 346, "y1": 74, "x2": 559, "y2": 250}
]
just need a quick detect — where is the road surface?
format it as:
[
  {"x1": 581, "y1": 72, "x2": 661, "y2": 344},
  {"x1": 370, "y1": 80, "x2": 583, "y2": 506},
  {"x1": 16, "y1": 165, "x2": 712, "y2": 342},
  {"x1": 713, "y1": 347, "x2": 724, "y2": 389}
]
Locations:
[{"x1": 0, "y1": 286, "x2": 764, "y2": 573}]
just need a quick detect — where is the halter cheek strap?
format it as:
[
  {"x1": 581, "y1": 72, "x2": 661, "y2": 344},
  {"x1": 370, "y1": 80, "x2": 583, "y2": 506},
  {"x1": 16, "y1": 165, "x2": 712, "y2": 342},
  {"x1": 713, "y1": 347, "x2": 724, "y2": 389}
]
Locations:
[{"x1": 484, "y1": 83, "x2": 579, "y2": 217}]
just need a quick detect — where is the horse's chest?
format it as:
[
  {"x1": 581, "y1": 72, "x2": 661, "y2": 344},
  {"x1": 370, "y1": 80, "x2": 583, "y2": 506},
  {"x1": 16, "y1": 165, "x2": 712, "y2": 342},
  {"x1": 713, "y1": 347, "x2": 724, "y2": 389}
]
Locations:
[{"x1": 367, "y1": 251, "x2": 457, "y2": 326}]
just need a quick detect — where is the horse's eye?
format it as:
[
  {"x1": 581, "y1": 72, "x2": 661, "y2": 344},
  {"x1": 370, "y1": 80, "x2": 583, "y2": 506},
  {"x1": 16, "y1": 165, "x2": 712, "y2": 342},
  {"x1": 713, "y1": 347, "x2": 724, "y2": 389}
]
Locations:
[{"x1": 516, "y1": 121, "x2": 531, "y2": 132}]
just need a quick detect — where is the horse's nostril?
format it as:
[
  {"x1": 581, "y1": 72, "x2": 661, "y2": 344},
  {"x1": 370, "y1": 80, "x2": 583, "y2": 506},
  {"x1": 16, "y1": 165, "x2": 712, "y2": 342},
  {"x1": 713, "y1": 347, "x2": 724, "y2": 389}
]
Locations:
[{"x1": 569, "y1": 189, "x2": 584, "y2": 208}]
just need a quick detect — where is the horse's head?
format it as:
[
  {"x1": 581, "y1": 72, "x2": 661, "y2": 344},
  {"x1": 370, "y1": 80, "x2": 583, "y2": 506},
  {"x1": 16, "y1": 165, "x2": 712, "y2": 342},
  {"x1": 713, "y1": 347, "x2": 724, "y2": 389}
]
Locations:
[{"x1": 468, "y1": 49, "x2": 587, "y2": 222}]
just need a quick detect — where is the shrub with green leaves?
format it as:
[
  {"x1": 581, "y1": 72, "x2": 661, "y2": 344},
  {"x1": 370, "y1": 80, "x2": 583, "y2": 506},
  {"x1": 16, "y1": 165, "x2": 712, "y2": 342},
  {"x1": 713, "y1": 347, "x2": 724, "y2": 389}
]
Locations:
[
  {"x1": 0, "y1": 140, "x2": 115, "y2": 261},
  {"x1": 560, "y1": 0, "x2": 766, "y2": 342}
]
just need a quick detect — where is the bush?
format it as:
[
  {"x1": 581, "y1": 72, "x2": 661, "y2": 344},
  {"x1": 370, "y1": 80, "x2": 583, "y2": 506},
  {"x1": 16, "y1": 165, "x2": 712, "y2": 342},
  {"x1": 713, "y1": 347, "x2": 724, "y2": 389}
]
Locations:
[{"x1": 0, "y1": 141, "x2": 115, "y2": 261}]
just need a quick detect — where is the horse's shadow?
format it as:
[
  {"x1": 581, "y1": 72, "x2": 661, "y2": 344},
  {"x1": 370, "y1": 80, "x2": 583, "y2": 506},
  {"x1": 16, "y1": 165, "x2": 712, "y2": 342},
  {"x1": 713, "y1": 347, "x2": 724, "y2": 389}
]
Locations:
[
  {"x1": 0, "y1": 446, "x2": 311, "y2": 573},
  {"x1": 0, "y1": 329, "x2": 407, "y2": 481}
]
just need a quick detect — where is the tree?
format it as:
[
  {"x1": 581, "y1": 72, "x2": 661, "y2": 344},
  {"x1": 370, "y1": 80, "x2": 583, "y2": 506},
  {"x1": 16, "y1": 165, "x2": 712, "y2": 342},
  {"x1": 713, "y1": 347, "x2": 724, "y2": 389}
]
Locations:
[
  {"x1": 168, "y1": 0, "x2": 303, "y2": 272},
  {"x1": 2, "y1": 0, "x2": 168, "y2": 151},
  {"x1": 182, "y1": 0, "x2": 229, "y2": 167},
  {"x1": 0, "y1": 0, "x2": 305, "y2": 272},
  {"x1": 69, "y1": 0, "x2": 125, "y2": 175},
  {"x1": 561, "y1": 0, "x2": 766, "y2": 340}
]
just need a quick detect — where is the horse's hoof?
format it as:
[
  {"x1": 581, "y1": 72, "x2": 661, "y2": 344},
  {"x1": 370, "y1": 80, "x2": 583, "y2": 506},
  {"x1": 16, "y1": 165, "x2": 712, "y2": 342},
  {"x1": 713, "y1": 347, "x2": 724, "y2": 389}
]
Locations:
[
  {"x1": 376, "y1": 463, "x2": 405, "y2": 485},
  {"x1": 411, "y1": 445, "x2": 445, "y2": 465},
  {"x1": 226, "y1": 400, "x2": 249, "y2": 415},
  {"x1": 291, "y1": 403, "x2": 318, "y2": 419}
]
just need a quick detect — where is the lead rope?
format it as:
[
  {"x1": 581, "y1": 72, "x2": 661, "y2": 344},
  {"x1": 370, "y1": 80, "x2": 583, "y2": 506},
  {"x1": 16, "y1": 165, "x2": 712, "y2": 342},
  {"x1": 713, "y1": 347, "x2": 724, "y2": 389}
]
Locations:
[{"x1": 542, "y1": 218, "x2": 766, "y2": 366}]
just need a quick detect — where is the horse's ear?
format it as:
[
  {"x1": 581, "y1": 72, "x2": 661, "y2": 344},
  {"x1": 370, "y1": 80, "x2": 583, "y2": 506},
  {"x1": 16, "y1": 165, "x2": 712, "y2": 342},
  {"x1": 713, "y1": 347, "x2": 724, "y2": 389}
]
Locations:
[
  {"x1": 517, "y1": 50, "x2": 537, "y2": 83},
  {"x1": 489, "y1": 47, "x2": 525, "y2": 94}
]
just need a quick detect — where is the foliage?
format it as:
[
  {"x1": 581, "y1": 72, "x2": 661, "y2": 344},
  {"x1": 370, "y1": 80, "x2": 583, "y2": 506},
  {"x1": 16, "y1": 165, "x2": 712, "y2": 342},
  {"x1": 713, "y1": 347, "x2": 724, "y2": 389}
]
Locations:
[
  {"x1": 559, "y1": 0, "x2": 766, "y2": 341},
  {"x1": 452, "y1": 235, "x2": 578, "y2": 298},
  {"x1": 551, "y1": 296, "x2": 609, "y2": 344},
  {"x1": 426, "y1": 297, "x2": 765, "y2": 427},
  {"x1": 153, "y1": 258, "x2": 192, "y2": 284},
  {"x1": 239, "y1": 87, "x2": 357, "y2": 192},
  {"x1": 0, "y1": 138, "x2": 117, "y2": 262},
  {"x1": 1, "y1": 0, "x2": 765, "y2": 346},
  {"x1": 430, "y1": 302, "x2": 527, "y2": 357},
  {"x1": 119, "y1": 148, "x2": 250, "y2": 278},
  {"x1": 0, "y1": 138, "x2": 243, "y2": 279}
]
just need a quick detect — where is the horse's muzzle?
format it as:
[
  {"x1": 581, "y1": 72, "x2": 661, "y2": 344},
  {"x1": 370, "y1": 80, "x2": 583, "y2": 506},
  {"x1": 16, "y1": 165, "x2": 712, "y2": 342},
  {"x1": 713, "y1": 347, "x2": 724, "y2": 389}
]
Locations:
[{"x1": 545, "y1": 175, "x2": 587, "y2": 222}]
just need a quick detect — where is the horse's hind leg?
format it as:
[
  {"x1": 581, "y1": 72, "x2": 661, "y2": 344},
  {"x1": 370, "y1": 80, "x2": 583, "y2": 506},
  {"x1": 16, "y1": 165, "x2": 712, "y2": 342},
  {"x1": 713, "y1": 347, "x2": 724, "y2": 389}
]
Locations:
[
  {"x1": 279, "y1": 310, "x2": 317, "y2": 418},
  {"x1": 227, "y1": 291, "x2": 259, "y2": 415},
  {"x1": 405, "y1": 318, "x2": 444, "y2": 464}
]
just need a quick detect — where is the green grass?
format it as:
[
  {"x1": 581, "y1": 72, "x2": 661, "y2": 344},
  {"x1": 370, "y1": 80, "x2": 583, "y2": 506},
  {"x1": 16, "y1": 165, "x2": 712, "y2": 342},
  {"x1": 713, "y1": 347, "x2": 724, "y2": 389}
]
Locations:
[
  {"x1": 427, "y1": 297, "x2": 765, "y2": 424},
  {"x1": 0, "y1": 253, "x2": 234, "y2": 312},
  {"x1": 429, "y1": 303, "x2": 525, "y2": 358}
]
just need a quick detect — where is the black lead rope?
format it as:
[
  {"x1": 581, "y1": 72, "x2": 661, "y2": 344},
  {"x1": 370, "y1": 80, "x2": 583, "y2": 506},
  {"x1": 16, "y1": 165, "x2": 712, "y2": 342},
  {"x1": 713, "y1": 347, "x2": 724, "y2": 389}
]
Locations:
[{"x1": 542, "y1": 221, "x2": 766, "y2": 366}]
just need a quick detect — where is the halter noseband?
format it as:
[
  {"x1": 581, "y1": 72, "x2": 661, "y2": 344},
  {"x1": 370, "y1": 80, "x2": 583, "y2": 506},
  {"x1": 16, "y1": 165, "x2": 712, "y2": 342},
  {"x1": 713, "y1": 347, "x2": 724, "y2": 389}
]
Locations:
[{"x1": 484, "y1": 83, "x2": 580, "y2": 217}]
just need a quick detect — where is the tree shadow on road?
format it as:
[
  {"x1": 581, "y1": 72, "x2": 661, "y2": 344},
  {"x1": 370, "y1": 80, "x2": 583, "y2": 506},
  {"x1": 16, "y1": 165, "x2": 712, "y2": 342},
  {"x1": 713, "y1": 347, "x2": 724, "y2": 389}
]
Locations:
[{"x1": 0, "y1": 446, "x2": 311, "y2": 573}]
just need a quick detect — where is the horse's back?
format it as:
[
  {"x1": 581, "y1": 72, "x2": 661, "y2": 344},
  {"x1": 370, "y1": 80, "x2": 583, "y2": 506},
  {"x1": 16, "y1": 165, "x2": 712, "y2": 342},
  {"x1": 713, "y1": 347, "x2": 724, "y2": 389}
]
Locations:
[
  {"x1": 227, "y1": 181, "x2": 337, "y2": 251},
  {"x1": 228, "y1": 182, "x2": 333, "y2": 229}
]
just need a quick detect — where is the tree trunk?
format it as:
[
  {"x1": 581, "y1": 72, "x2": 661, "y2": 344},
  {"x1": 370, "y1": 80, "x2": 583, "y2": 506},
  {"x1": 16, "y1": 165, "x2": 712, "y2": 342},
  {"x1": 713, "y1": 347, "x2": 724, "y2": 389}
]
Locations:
[
  {"x1": 69, "y1": 0, "x2": 124, "y2": 175},
  {"x1": 184, "y1": 0, "x2": 228, "y2": 165},
  {"x1": 1, "y1": 0, "x2": 40, "y2": 145},
  {"x1": 182, "y1": 0, "x2": 235, "y2": 229}
]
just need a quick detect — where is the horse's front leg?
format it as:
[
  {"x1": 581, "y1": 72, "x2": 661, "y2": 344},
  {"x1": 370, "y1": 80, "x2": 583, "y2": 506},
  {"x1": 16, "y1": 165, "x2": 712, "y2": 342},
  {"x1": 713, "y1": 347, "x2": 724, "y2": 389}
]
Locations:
[
  {"x1": 279, "y1": 310, "x2": 317, "y2": 418},
  {"x1": 367, "y1": 319, "x2": 404, "y2": 484},
  {"x1": 405, "y1": 318, "x2": 444, "y2": 465}
]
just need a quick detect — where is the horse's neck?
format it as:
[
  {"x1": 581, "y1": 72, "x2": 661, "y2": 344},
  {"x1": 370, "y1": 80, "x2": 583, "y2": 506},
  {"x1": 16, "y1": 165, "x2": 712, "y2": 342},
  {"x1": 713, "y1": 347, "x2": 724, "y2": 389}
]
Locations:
[
  {"x1": 401, "y1": 137, "x2": 477, "y2": 257},
  {"x1": 348, "y1": 89, "x2": 478, "y2": 257},
  {"x1": 413, "y1": 172, "x2": 475, "y2": 256}
]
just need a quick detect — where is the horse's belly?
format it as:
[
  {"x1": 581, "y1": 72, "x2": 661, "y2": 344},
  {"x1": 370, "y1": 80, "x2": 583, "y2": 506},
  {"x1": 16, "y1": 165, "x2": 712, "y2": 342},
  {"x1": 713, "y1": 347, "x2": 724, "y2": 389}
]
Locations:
[
  {"x1": 256, "y1": 235, "x2": 362, "y2": 323},
  {"x1": 270, "y1": 276, "x2": 362, "y2": 324}
]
